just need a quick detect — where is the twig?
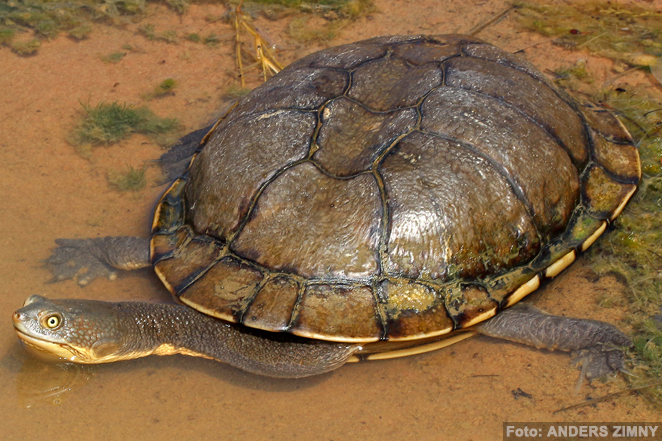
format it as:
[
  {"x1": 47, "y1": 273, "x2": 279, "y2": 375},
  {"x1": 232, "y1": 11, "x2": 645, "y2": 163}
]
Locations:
[
  {"x1": 643, "y1": 253, "x2": 660, "y2": 272},
  {"x1": 512, "y1": 37, "x2": 555, "y2": 54},
  {"x1": 646, "y1": 248, "x2": 662, "y2": 260},
  {"x1": 468, "y1": 5, "x2": 515, "y2": 36},
  {"x1": 553, "y1": 381, "x2": 662, "y2": 414},
  {"x1": 643, "y1": 108, "x2": 662, "y2": 117},
  {"x1": 577, "y1": 32, "x2": 606, "y2": 49},
  {"x1": 602, "y1": 66, "x2": 641, "y2": 88}
]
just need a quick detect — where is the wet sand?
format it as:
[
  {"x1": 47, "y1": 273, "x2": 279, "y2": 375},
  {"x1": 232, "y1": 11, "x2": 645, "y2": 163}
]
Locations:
[{"x1": 1, "y1": 1, "x2": 660, "y2": 440}]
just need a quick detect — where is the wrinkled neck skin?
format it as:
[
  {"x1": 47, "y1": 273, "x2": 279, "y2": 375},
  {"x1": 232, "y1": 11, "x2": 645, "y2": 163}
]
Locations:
[
  {"x1": 88, "y1": 302, "x2": 357, "y2": 379},
  {"x1": 111, "y1": 302, "x2": 216, "y2": 360}
]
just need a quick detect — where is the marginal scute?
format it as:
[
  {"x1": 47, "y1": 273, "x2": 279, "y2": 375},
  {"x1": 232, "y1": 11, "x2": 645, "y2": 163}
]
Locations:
[
  {"x1": 564, "y1": 208, "x2": 606, "y2": 249},
  {"x1": 444, "y1": 56, "x2": 589, "y2": 167},
  {"x1": 231, "y1": 162, "x2": 382, "y2": 279},
  {"x1": 444, "y1": 284, "x2": 498, "y2": 328},
  {"x1": 243, "y1": 276, "x2": 300, "y2": 331},
  {"x1": 583, "y1": 165, "x2": 638, "y2": 217},
  {"x1": 581, "y1": 221, "x2": 607, "y2": 252},
  {"x1": 153, "y1": 236, "x2": 224, "y2": 294},
  {"x1": 544, "y1": 250, "x2": 576, "y2": 278},
  {"x1": 152, "y1": 178, "x2": 186, "y2": 235},
  {"x1": 581, "y1": 105, "x2": 634, "y2": 144},
  {"x1": 292, "y1": 284, "x2": 381, "y2": 341},
  {"x1": 487, "y1": 267, "x2": 539, "y2": 305},
  {"x1": 314, "y1": 98, "x2": 417, "y2": 176},
  {"x1": 151, "y1": 227, "x2": 190, "y2": 264},
  {"x1": 503, "y1": 275, "x2": 540, "y2": 307},
  {"x1": 179, "y1": 257, "x2": 264, "y2": 321},
  {"x1": 591, "y1": 129, "x2": 641, "y2": 181},
  {"x1": 348, "y1": 57, "x2": 442, "y2": 111},
  {"x1": 379, "y1": 279, "x2": 454, "y2": 341},
  {"x1": 384, "y1": 279, "x2": 436, "y2": 314}
]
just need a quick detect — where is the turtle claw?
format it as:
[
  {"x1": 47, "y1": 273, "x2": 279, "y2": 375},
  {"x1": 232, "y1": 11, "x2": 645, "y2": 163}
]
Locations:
[
  {"x1": 572, "y1": 346, "x2": 629, "y2": 382},
  {"x1": 47, "y1": 238, "x2": 117, "y2": 286},
  {"x1": 571, "y1": 347, "x2": 629, "y2": 393}
]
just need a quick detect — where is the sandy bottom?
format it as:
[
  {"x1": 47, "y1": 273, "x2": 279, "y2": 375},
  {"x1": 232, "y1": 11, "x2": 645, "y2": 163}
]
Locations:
[{"x1": 1, "y1": 1, "x2": 660, "y2": 440}]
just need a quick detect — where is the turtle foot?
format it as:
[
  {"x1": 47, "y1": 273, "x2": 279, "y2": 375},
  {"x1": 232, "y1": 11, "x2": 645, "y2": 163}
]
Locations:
[
  {"x1": 572, "y1": 346, "x2": 629, "y2": 380},
  {"x1": 47, "y1": 237, "x2": 151, "y2": 286},
  {"x1": 572, "y1": 346, "x2": 631, "y2": 392},
  {"x1": 157, "y1": 124, "x2": 213, "y2": 183},
  {"x1": 48, "y1": 238, "x2": 118, "y2": 285}
]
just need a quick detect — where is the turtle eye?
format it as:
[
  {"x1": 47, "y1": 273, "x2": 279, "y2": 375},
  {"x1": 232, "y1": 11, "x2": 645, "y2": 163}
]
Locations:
[{"x1": 43, "y1": 314, "x2": 62, "y2": 329}]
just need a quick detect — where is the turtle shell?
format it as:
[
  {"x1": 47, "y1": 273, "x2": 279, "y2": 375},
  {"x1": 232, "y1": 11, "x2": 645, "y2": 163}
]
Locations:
[{"x1": 150, "y1": 34, "x2": 640, "y2": 343}]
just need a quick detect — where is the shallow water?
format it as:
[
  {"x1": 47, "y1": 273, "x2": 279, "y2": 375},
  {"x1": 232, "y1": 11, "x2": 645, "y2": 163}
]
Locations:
[{"x1": 1, "y1": 1, "x2": 660, "y2": 440}]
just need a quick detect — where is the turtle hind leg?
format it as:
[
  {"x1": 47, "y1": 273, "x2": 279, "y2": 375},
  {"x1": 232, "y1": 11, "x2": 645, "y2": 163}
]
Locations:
[
  {"x1": 156, "y1": 124, "x2": 213, "y2": 183},
  {"x1": 48, "y1": 236, "x2": 151, "y2": 286},
  {"x1": 475, "y1": 303, "x2": 632, "y2": 382}
]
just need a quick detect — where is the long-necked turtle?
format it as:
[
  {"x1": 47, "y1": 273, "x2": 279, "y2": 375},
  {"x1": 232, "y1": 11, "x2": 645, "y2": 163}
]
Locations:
[{"x1": 13, "y1": 35, "x2": 639, "y2": 379}]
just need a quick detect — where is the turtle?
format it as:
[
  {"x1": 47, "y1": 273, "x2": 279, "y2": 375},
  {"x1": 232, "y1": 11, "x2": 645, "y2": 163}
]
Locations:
[{"x1": 13, "y1": 34, "x2": 640, "y2": 379}]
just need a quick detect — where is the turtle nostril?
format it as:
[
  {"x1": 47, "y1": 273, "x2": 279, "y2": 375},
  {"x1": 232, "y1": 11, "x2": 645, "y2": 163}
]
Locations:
[{"x1": 12, "y1": 312, "x2": 22, "y2": 323}]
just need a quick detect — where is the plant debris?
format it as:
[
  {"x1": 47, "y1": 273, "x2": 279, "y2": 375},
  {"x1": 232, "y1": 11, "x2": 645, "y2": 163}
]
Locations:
[
  {"x1": 0, "y1": 0, "x2": 147, "y2": 48},
  {"x1": 231, "y1": 2, "x2": 283, "y2": 87},
  {"x1": 100, "y1": 51, "x2": 127, "y2": 63},
  {"x1": 145, "y1": 78, "x2": 178, "y2": 99},
  {"x1": 515, "y1": 1, "x2": 662, "y2": 68},
  {"x1": 71, "y1": 101, "x2": 179, "y2": 147},
  {"x1": 108, "y1": 165, "x2": 147, "y2": 191},
  {"x1": 588, "y1": 86, "x2": 662, "y2": 402},
  {"x1": 138, "y1": 24, "x2": 179, "y2": 44}
]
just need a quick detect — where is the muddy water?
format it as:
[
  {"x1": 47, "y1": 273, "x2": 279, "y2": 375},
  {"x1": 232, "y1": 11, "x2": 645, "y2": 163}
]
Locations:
[{"x1": 1, "y1": 1, "x2": 659, "y2": 440}]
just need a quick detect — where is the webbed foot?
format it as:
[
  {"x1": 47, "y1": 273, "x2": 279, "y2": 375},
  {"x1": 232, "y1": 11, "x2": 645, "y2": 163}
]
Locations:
[
  {"x1": 572, "y1": 346, "x2": 629, "y2": 381},
  {"x1": 47, "y1": 237, "x2": 151, "y2": 286}
]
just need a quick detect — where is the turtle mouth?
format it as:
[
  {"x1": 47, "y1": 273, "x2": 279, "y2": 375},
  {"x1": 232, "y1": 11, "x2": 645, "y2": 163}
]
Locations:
[{"x1": 13, "y1": 327, "x2": 83, "y2": 363}]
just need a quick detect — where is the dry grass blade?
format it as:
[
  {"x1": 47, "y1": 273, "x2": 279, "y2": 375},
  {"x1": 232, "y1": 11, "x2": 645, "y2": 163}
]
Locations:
[
  {"x1": 515, "y1": 1, "x2": 662, "y2": 66},
  {"x1": 467, "y1": 5, "x2": 515, "y2": 36},
  {"x1": 233, "y1": 1, "x2": 283, "y2": 87},
  {"x1": 553, "y1": 381, "x2": 662, "y2": 414}
]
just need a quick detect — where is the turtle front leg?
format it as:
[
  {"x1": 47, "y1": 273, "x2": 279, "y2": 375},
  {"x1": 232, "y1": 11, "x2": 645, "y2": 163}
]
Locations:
[
  {"x1": 475, "y1": 303, "x2": 632, "y2": 381},
  {"x1": 48, "y1": 237, "x2": 151, "y2": 285},
  {"x1": 157, "y1": 124, "x2": 214, "y2": 182}
]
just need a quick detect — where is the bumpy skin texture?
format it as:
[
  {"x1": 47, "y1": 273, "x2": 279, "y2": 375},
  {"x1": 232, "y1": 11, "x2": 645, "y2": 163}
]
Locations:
[
  {"x1": 152, "y1": 34, "x2": 639, "y2": 342},
  {"x1": 476, "y1": 304, "x2": 632, "y2": 379},
  {"x1": 48, "y1": 237, "x2": 151, "y2": 285}
]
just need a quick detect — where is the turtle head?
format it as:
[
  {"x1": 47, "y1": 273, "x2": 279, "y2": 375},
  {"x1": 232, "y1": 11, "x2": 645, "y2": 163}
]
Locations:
[{"x1": 13, "y1": 295, "x2": 127, "y2": 364}]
